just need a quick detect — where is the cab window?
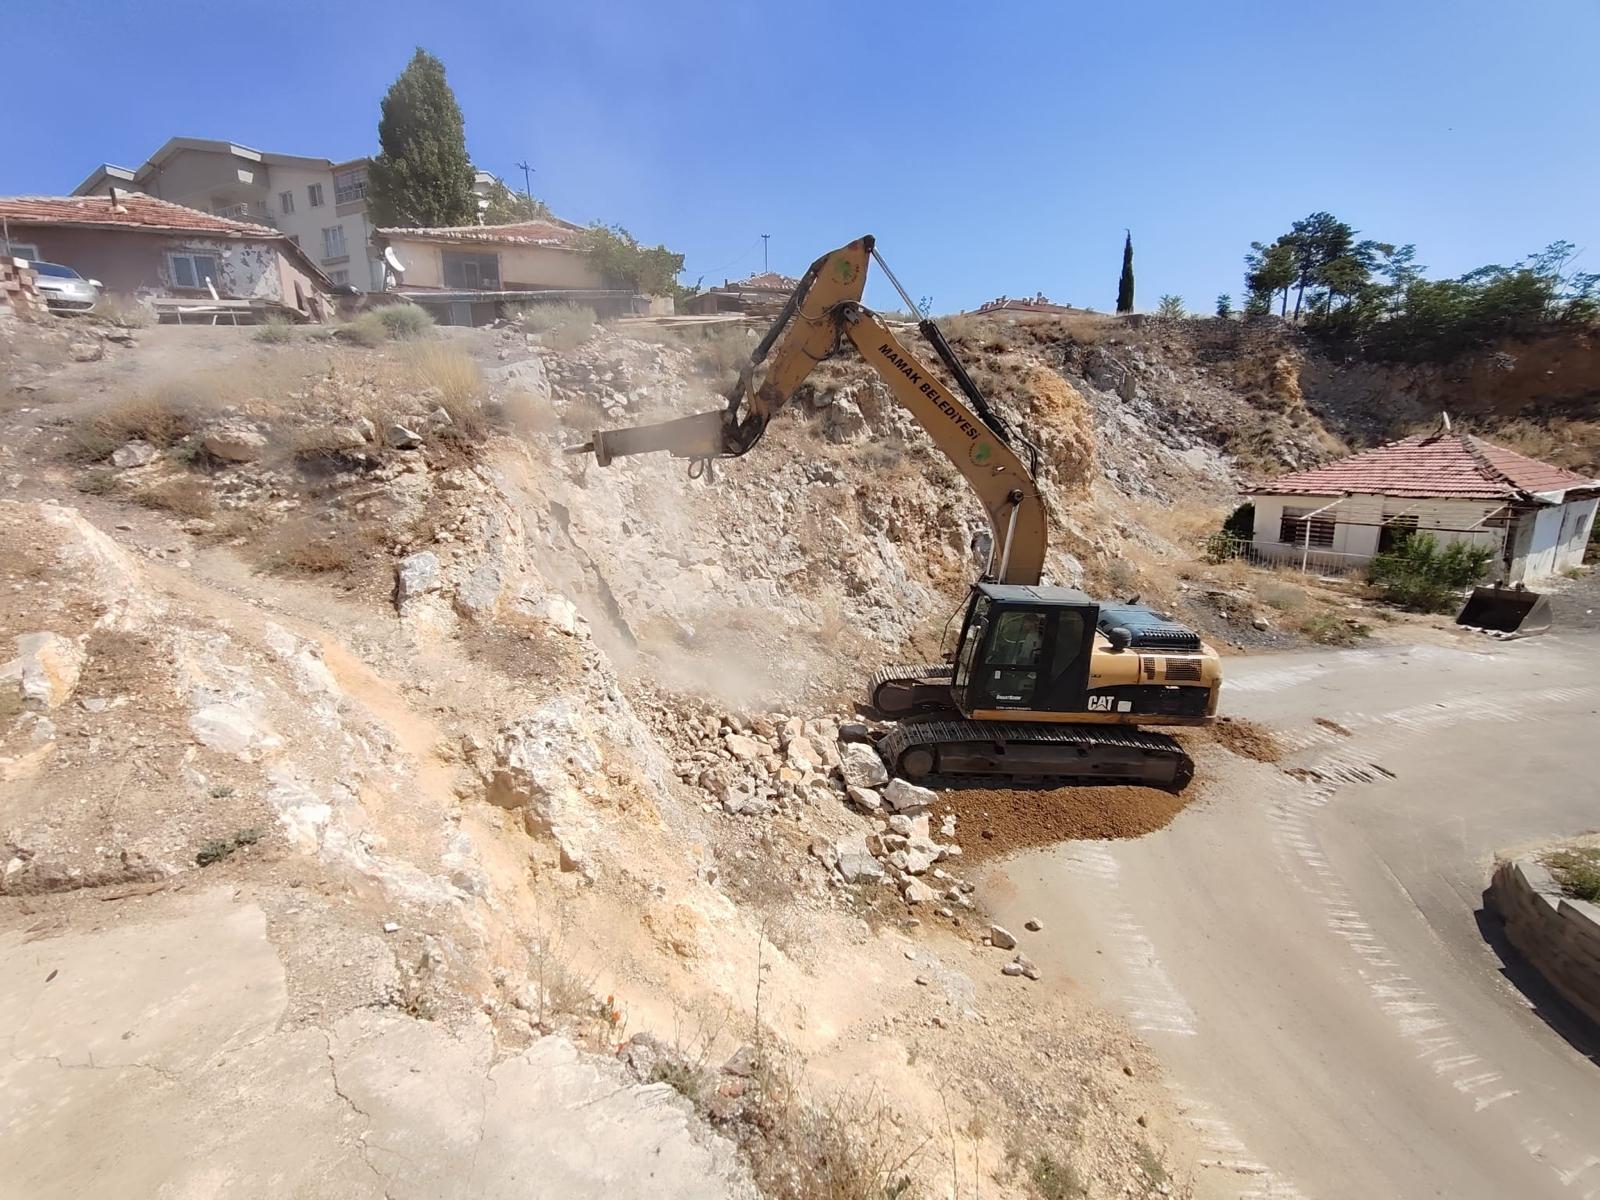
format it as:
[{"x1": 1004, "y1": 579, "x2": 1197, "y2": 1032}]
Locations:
[{"x1": 989, "y1": 611, "x2": 1046, "y2": 666}]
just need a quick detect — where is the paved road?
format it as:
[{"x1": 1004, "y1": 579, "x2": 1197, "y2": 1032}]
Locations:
[{"x1": 982, "y1": 628, "x2": 1600, "y2": 1200}]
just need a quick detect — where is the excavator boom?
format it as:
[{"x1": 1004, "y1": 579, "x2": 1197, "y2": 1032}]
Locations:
[{"x1": 569, "y1": 235, "x2": 1049, "y2": 585}]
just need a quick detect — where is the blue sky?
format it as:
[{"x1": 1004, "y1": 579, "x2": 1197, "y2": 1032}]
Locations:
[{"x1": 6, "y1": 0, "x2": 1597, "y2": 313}]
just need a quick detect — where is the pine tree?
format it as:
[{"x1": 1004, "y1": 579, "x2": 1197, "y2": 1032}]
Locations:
[
  {"x1": 368, "y1": 49, "x2": 477, "y2": 229},
  {"x1": 1116, "y1": 231, "x2": 1135, "y2": 313}
]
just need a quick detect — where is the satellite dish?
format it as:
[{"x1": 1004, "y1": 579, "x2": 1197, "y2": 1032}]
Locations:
[{"x1": 383, "y1": 245, "x2": 407, "y2": 275}]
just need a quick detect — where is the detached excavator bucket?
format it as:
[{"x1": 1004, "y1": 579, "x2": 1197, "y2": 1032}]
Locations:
[{"x1": 1456, "y1": 585, "x2": 1553, "y2": 637}]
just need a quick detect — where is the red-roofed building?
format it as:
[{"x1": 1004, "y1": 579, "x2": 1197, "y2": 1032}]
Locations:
[
  {"x1": 0, "y1": 192, "x2": 331, "y2": 318},
  {"x1": 684, "y1": 271, "x2": 800, "y2": 316},
  {"x1": 1244, "y1": 429, "x2": 1598, "y2": 583}
]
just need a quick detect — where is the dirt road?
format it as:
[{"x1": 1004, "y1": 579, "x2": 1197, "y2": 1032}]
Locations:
[{"x1": 982, "y1": 626, "x2": 1600, "y2": 1199}]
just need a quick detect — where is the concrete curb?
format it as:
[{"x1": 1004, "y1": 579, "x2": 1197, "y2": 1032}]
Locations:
[{"x1": 1487, "y1": 854, "x2": 1600, "y2": 1027}]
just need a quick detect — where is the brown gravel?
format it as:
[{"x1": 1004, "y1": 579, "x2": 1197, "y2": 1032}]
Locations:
[
  {"x1": 1200, "y1": 715, "x2": 1281, "y2": 763},
  {"x1": 935, "y1": 784, "x2": 1192, "y2": 864}
]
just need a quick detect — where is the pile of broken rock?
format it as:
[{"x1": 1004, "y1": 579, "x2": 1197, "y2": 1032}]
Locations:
[{"x1": 670, "y1": 713, "x2": 978, "y2": 914}]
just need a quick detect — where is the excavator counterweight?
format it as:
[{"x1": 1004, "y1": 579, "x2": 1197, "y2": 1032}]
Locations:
[{"x1": 569, "y1": 237, "x2": 1221, "y2": 791}]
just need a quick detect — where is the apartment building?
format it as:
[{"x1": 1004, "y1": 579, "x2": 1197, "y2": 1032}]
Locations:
[{"x1": 74, "y1": 138, "x2": 383, "y2": 290}]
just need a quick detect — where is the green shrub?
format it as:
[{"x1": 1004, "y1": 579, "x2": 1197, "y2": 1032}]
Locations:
[
  {"x1": 1222, "y1": 501, "x2": 1255, "y2": 539},
  {"x1": 1546, "y1": 849, "x2": 1600, "y2": 902},
  {"x1": 519, "y1": 302, "x2": 597, "y2": 352},
  {"x1": 376, "y1": 303, "x2": 434, "y2": 339},
  {"x1": 254, "y1": 316, "x2": 295, "y2": 344},
  {"x1": 341, "y1": 311, "x2": 389, "y2": 347},
  {"x1": 1298, "y1": 610, "x2": 1370, "y2": 645},
  {"x1": 1368, "y1": 532, "x2": 1493, "y2": 611}
]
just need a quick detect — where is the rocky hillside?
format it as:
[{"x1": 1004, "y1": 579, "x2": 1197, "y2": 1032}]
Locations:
[{"x1": 4, "y1": 297, "x2": 1581, "y2": 1197}]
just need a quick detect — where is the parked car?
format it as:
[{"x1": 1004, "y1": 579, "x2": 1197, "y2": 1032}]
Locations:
[{"x1": 29, "y1": 261, "x2": 102, "y2": 312}]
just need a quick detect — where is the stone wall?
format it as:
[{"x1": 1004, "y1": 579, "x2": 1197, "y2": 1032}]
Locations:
[{"x1": 1488, "y1": 855, "x2": 1600, "y2": 1027}]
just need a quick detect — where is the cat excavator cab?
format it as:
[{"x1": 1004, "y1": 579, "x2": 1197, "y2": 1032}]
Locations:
[{"x1": 568, "y1": 236, "x2": 1221, "y2": 790}]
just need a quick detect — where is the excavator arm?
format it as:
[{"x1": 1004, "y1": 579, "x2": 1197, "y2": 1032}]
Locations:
[{"x1": 567, "y1": 235, "x2": 1049, "y2": 586}]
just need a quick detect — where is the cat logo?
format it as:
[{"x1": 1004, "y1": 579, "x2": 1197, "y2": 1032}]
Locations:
[{"x1": 1086, "y1": 694, "x2": 1114, "y2": 712}]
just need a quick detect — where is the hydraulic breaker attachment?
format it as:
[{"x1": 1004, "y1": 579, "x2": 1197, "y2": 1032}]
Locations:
[{"x1": 566, "y1": 409, "x2": 728, "y2": 467}]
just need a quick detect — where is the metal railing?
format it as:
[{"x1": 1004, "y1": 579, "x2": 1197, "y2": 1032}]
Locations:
[
  {"x1": 1201, "y1": 534, "x2": 1372, "y2": 579},
  {"x1": 211, "y1": 202, "x2": 276, "y2": 228},
  {"x1": 335, "y1": 180, "x2": 369, "y2": 205}
]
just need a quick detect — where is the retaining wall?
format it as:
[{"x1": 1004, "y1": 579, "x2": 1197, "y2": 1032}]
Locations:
[{"x1": 1488, "y1": 856, "x2": 1600, "y2": 1027}]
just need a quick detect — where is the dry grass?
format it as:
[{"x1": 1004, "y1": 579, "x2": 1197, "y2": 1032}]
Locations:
[
  {"x1": 92, "y1": 295, "x2": 153, "y2": 329},
  {"x1": 254, "y1": 316, "x2": 296, "y2": 344},
  {"x1": 743, "y1": 1068, "x2": 927, "y2": 1200},
  {"x1": 69, "y1": 397, "x2": 196, "y2": 461},
  {"x1": 1257, "y1": 579, "x2": 1308, "y2": 610},
  {"x1": 1131, "y1": 498, "x2": 1227, "y2": 547},
  {"x1": 133, "y1": 477, "x2": 215, "y2": 518},
  {"x1": 340, "y1": 311, "x2": 390, "y2": 348},
  {"x1": 261, "y1": 517, "x2": 385, "y2": 574},
  {"x1": 520, "y1": 303, "x2": 598, "y2": 353},
  {"x1": 1297, "y1": 609, "x2": 1371, "y2": 645},
  {"x1": 1483, "y1": 417, "x2": 1600, "y2": 476},
  {"x1": 399, "y1": 342, "x2": 487, "y2": 438}
]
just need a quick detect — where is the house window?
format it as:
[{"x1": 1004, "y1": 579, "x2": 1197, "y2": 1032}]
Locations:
[
  {"x1": 279, "y1": 190, "x2": 295, "y2": 215},
  {"x1": 321, "y1": 226, "x2": 347, "y2": 259},
  {"x1": 442, "y1": 250, "x2": 500, "y2": 290},
  {"x1": 168, "y1": 250, "x2": 222, "y2": 289},
  {"x1": 331, "y1": 269, "x2": 350, "y2": 285},
  {"x1": 334, "y1": 168, "x2": 368, "y2": 205},
  {"x1": 4, "y1": 242, "x2": 40, "y2": 262},
  {"x1": 1377, "y1": 514, "x2": 1419, "y2": 554},
  {"x1": 1279, "y1": 507, "x2": 1335, "y2": 548},
  {"x1": 307, "y1": 183, "x2": 324, "y2": 208}
]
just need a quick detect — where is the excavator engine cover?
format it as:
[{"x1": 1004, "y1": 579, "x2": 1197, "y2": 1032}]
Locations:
[{"x1": 1455, "y1": 585, "x2": 1553, "y2": 637}]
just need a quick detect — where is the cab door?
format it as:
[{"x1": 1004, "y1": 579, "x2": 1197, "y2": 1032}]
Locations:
[
  {"x1": 971, "y1": 607, "x2": 1049, "y2": 709},
  {"x1": 970, "y1": 606, "x2": 1094, "y2": 714}
]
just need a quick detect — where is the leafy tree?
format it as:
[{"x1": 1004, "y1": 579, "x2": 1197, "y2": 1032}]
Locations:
[
  {"x1": 1116, "y1": 231, "x2": 1135, "y2": 314},
  {"x1": 1155, "y1": 294, "x2": 1186, "y2": 319},
  {"x1": 1368, "y1": 533, "x2": 1492, "y2": 612},
  {"x1": 1245, "y1": 239, "x2": 1298, "y2": 316},
  {"x1": 1243, "y1": 290, "x2": 1272, "y2": 317},
  {"x1": 584, "y1": 224, "x2": 695, "y2": 301},
  {"x1": 368, "y1": 49, "x2": 477, "y2": 228},
  {"x1": 481, "y1": 178, "x2": 551, "y2": 224},
  {"x1": 1215, "y1": 293, "x2": 1233, "y2": 318}
]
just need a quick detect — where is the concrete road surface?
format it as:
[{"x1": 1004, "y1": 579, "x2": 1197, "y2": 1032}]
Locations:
[{"x1": 983, "y1": 629, "x2": 1600, "y2": 1200}]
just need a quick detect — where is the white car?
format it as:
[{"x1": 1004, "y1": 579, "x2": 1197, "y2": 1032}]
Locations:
[{"x1": 30, "y1": 261, "x2": 102, "y2": 313}]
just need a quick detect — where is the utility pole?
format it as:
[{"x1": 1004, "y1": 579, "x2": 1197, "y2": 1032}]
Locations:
[
  {"x1": 761, "y1": 233, "x2": 770, "y2": 273},
  {"x1": 515, "y1": 161, "x2": 535, "y2": 203}
]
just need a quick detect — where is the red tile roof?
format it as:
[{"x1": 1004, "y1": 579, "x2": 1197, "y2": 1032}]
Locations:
[
  {"x1": 726, "y1": 271, "x2": 799, "y2": 292},
  {"x1": 378, "y1": 219, "x2": 588, "y2": 248},
  {"x1": 0, "y1": 193, "x2": 279, "y2": 237},
  {"x1": 1249, "y1": 432, "x2": 1595, "y2": 500}
]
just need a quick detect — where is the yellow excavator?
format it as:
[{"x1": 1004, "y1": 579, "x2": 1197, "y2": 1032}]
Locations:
[{"x1": 569, "y1": 236, "x2": 1221, "y2": 790}]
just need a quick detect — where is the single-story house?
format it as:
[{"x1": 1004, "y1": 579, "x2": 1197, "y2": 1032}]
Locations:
[
  {"x1": 685, "y1": 271, "x2": 799, "y2": 316},
  {"x1": 1245, "y1": 428, "x2": 1598, "y2": 585},
  {"x1": 0, "y1": 191, "x2": 333, "y2": 319},
  {"x1": 969, "y1": 295, "x2": 1087, "y2": 318},
  {"x1": 374, "y1": 218, "x2": 659, "y2": 325}
]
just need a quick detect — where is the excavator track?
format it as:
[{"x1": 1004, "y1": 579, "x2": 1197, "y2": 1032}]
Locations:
[
  {"x1": 868, "y1": 663, "x2": 955, "y2": 716},
  {"x1": 877, "y1": 719, "x2": 1194, "y2": 792}
]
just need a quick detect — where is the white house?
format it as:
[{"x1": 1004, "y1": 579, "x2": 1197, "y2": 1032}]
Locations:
[{"x1": 1245, "y1": 429, "x2": 1598, "y2": 585}]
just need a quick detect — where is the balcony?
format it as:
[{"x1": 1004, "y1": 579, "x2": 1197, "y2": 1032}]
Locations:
[
  {"x1": 335, "y1": 180, "x2": 369, "y2": 205},
  {"x1": 211, "y1": 202, "x2": 277, "y2": 228}
]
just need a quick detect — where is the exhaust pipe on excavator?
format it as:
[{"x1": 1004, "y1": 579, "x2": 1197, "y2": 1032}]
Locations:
[{"x1": 1455, "y1": 583, "x2": 1553, "y2": 638}]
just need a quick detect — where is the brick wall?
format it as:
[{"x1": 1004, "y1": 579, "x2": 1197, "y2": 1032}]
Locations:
[
  {"x1": 1488, "y1": 855, "x2": 1600, "y2": 1027},
  {"x1": 0, "y1": 257, "x2": 49, "y2": 321}
]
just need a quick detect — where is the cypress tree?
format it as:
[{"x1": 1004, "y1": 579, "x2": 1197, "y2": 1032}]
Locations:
[
  {"x1": 1116, "y1": 231, "x2": 1135, "y2": 313},
  {"x1": 368, "y1": 49, "x2": 477, "y2": 229}
]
